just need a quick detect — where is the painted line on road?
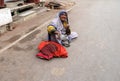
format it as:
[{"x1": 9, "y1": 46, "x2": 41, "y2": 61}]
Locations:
[{"x1": 0, "y1": 5, "x2": 76, "y2": 54}]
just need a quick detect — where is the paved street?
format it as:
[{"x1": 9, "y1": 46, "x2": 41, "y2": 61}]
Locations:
[{"x1": 0, "y1": 0, "x2": 120, "y2": 81}]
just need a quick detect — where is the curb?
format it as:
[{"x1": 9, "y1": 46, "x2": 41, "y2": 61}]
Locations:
[{"x1": 13, "y1": 7, "x2": 47, "y2": 26}]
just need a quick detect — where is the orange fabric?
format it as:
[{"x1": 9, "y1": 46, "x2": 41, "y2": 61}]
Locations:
[{"x1": 38, "y1": 41, "x2": 68, "y2": 58}]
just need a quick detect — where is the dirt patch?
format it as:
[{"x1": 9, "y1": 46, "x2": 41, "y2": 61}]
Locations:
[
  {"x1": 12, "y1": 45, "x2": 25, "y2": 51},
  {"x1": 0, "y1": 57, "x2": 5, "y2": 63},
  {"x1": 19, "y1": 30, "x2": 40, "y2": 43},
  {"x1": 25, "y1": 45, "x2": 34, "y2": 50},
  {"x1": 25, "y1": 26, "x2": 38, "y2": 34},
  {"x1": 0, "y1": 46, "x2": 2, "y2": 49},
  {"x1": 4, "y1": 35, "x2": 21, "y2": 43},
  {"x1": 11, "y1": 44, "x2": 34, "y2": 51}
]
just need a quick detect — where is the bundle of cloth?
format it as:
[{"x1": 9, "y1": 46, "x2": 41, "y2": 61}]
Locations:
[{"x1": 36, "y1": 41, "x2": 68, "y2": 60}]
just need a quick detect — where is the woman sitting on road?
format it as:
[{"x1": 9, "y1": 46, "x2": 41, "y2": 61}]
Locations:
[{"x1": 47, "y1": 10, "x2": 78, "y2": 47}]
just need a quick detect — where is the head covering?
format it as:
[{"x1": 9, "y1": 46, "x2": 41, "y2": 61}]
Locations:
[
  {"x1": 59, "y1": 11, "x2": 67, "y2": 16},
  {"x1": 58, "y1": 10, "x2": 68, "y2": 23}
]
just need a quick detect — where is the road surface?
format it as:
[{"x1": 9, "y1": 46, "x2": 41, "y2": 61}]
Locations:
[{"x1": 0, "y1": 0, "x2": 120, "y2": 81}]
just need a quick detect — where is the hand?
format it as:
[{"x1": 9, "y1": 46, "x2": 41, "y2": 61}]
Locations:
[
  {"x1": 66, "y1": 27, "x2": 71, "y2": 35},
  {"x1": 54, "y1": 31, "x2": 60, "y2": 39}
]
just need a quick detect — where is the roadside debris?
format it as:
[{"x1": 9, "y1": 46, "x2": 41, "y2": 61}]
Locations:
[{"x1": 45, "y1": 1, "x2": 62, "y2": 9}]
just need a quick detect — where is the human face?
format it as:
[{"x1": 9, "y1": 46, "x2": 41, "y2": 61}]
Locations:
[{"x1": 59, "y1": 13, "x2": 67, "y2": 22}]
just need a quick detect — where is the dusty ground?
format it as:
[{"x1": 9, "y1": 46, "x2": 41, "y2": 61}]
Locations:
[{"x1": 1, "y1": 0, "x2": 120, "y2": 81}]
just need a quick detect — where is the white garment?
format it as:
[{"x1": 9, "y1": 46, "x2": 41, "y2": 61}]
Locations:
[{"x1": 69, "y1": 32, "x2": 78, "y2": 39}]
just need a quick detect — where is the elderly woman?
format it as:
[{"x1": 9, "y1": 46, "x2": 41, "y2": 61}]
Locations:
[{"x1": 47, "y1": 10, "x2": 78, "y2": 47}]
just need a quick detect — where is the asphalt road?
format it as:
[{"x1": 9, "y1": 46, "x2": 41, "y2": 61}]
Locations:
[{"x1": 0, "y1": 0, "x2": 120, "y2": 81}]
